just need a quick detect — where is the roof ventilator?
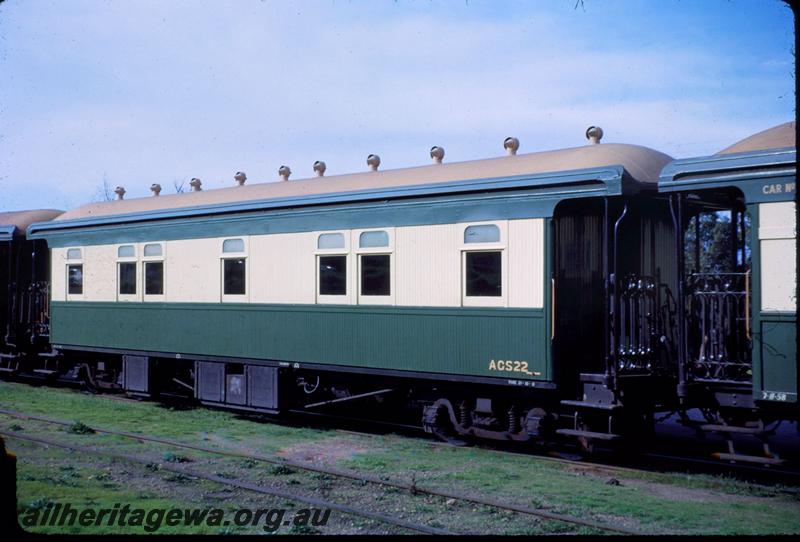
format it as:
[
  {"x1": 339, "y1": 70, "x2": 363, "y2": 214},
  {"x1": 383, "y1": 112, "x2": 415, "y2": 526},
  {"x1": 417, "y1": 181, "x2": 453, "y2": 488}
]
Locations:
[
  {"x1": 504, "y1": 137, "x2": 519, "y2": 155},
  {"x1": 234, "y1": 171, "x2": 247, "y2": 186},
  {"x1": 189, "y1": 178, "x2": 202, "y2": 191},
  {"x1": 150, "y1": 183, "x2": 161, "y2": 196},
  {"x1": 586, "y1": 126, "x2": 603, "y2": 145},
  {"x1": 313, "y1": 161, "x2": 326, "y2": 177},
  {"x1": 430, "y1": 146, "x2": 444, "y2": 164},
  {"x1": 367, "y1": 154, "x2": 381, "y2": 171},
  {"x1": 278, "y1": 165, "x2": 291, "y2": 181}
]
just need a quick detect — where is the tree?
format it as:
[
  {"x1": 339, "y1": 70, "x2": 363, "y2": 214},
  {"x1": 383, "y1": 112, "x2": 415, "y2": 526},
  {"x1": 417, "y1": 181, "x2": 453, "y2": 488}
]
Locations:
[
  {"x1": 684, "y1": 210, "x2": 750, "y2": 274},
  {"x1": 92, "y1": 174, "x2": 114, "y2": 202}
]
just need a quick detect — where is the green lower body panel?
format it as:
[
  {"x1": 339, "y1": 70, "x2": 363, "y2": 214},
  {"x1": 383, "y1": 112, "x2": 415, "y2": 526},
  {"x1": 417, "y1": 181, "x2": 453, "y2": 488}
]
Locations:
[
  {"x1": 51, "y1": 302, "x2": 550, "y2": 381},
  {"x1": 755, "y1": 313, "x2": 797, "y2": 404}
]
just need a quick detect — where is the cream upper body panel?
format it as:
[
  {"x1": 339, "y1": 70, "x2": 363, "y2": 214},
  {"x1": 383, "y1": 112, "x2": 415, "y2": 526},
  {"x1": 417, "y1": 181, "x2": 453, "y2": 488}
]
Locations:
[
  {"x1": 52, "y1": 218, "x2": 545, "y2": 309},
  {"x1": 759, "y1": 201, "x2": 797, "y2": 313}
]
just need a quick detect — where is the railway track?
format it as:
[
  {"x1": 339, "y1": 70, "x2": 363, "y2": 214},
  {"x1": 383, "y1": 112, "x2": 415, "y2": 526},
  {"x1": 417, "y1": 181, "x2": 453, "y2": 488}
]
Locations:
[
  {"x1": 0, "y1": 408, "x2": 642, "y2": 535},
  {"x1": 262, "y1": 408, "x2": 800, "y2": 489},
  {"x1": 6, "y1": 375, "x2": 800, "y2": 486},
  {"x1": 0, "y1": 429, "x2": 453, "y2": 535}
]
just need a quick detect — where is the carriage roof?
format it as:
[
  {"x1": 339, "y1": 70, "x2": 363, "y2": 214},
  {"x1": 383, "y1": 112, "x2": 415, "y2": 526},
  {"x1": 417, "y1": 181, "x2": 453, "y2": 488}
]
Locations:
[
  {"x1": 658, "y1": 122, "x2": 796, "y2": 202},
  {"x1": 716, "y1": 122, "x2": 795, "y2": 155},
  {"x1": 48, "y1": 142, "x2": 671, "y2": 227},
  {"x1": 0, "y1": 209, "x2": 62, "y2": 241}
]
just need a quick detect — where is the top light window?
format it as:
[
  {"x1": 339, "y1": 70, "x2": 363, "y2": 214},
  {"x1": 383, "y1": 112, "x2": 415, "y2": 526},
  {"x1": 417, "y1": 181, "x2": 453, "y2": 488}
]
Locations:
[
  {"x1": 144, "y1": 243, "x2": 163, "y2": 257},
  {"x1": 67, "y1": 248, "x2": 82, "y2": 260},
  {"x1": 318, "y1": 233, "x2": 345, "y2": 250},
  {"x1": 117, "y1": 245, "x2": 135, "y2": 258},
  {"x1": 359, "y1": 231, "x2": 389, "y2": 248},
  {"x1": 464, "y1": 225, "x2": 500, "y2": 244},
  {"x1": 222, "y1": 239, "x2": 245, "y2": 253}
]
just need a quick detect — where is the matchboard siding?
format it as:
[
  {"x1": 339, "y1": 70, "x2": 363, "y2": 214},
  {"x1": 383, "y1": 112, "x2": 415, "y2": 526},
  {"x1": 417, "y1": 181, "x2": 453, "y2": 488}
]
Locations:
[
  {"x1": 51, "y1": 218, "x2": 545, "y2": 309},
  {"x1": 50, "y1": 302, "x2": 550, "y2": 381},
  {"x1": 758, "y1": 201, "x2": 797, "y2": 312}
]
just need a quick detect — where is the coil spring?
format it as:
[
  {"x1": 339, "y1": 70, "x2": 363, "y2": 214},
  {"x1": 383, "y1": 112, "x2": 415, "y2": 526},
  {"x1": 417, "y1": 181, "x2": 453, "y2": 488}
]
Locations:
[
  {"x1": 459, "y1": 402, "x2": 470, "y2": 427},
  {"x1": 508, "y1": 406, "x2": 520, "y2": 433}
]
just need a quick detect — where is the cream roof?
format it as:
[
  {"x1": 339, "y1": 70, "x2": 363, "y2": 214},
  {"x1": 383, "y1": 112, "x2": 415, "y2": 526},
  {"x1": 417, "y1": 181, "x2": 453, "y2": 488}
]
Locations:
[
  {"x1": 0, "y1": 209, "x2": 63, "y2": 233},
  {"x1": 716, "y1": 122, "x2": 796, "y2": 155},
  {"x1": 54, "y1": 143, "x2": 672, "y2": 223}
]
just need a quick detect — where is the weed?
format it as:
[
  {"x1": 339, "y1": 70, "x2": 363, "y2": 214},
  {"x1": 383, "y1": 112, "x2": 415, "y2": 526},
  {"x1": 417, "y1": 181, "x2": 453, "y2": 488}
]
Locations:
[
  {"x1": 26, "y1": 498, "x2": 57, "y2": 511},
  {"x1": 67, "y1": 421, "x2": 95, "y2": 434},
  {"x1": 164, "y1": 473, "x2": 193, "y2": 484},
  {"x1": 162, "y1": 452, "x2": 192, "y2": 463},
  {"x1": 269, "y1": 464, "x2": 296, "y2": 476},
  {"x1": 289, "y1": 524, "x2": 319, "y2": 535}
]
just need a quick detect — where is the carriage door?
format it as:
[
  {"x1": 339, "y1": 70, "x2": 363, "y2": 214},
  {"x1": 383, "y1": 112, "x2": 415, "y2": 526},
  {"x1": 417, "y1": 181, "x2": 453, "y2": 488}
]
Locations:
[
  {"x1": 552, "y1": 198, "x2": 607, "y2": 392},
  {"x1": 683, "y1": 192, "x2": 752, "y2": 384}
]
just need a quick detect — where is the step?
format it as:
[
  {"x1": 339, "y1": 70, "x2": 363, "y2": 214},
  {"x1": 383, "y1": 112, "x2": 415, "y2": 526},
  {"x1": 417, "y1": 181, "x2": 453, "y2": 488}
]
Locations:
[
  {"x1": 32, "y1": 369, "x2": 58, "y2": 375},
  {"x1": 557, "y1": 429, "x2": 622, "y2": 441},
  {"x1": 561, "y1": 400, "x2": 622, "y2": 411},
  {"x1": 712, "y1": 452, "x2": 784, "y2": 466},
  {"x1": 578, "y1": 373, "x2": 608, "y2": 384},
  {"x1": 700, "y1": 424, "x2": 764, "y2": 435}
]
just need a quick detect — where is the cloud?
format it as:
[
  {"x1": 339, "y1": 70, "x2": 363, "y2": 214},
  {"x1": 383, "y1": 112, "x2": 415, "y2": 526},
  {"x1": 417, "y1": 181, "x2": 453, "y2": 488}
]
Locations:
[{"x1": 0, "y1": 0, "x2": 794, "y2": 210}]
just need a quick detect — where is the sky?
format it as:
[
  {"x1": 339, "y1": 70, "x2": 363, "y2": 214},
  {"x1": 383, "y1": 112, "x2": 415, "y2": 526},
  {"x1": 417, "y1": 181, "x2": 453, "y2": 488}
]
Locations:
[{"x1": 0, "y1": 0, "x2": 795, "y2": 212}]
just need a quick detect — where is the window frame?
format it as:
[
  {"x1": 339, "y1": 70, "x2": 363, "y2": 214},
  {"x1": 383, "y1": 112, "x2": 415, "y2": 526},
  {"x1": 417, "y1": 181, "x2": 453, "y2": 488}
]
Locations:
[
  {"x1": 315, "y1": 231, "x2": 351, "y2": 304},
  {"x1": 220, "y1": 238, "x2": 249, "y2": 302},
  {"x1": 142, "y1": 243, "x2": 166, "y2": 301},
  {"x1": 460, "y1": 222, "x2": 508, "y2": 307},
  {"x1": 354, "y1": 228, "x2": 394, "y2": 305},
  {"x1": 65, "y1": 248, "x2": 84, "y2": 300},
  {"x1": 116, "y1": 244, "x2": 139, "y2": 301}
]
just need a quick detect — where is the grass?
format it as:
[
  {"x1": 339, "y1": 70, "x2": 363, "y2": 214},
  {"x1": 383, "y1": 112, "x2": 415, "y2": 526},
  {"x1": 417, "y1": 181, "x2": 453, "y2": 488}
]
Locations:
[{"x1": 2, "y1": 380, "x2": 800, "y2": 535}]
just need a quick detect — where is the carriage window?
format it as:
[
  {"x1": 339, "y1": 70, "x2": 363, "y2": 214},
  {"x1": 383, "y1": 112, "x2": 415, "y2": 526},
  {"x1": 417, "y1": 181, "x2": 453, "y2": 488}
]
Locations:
[
  {"x1": 67, "y1": 248, "x2": 82, "y2": 260},
  {"x1": 144, "y1": 243, "x2": 163, "y2": 257},
  {"x1": 359, "y1": 231, "x2": 389, "y2": 248},
  {"x1": 360, "y1": 254, "x2": 390, "y2": 296},
  {"x1": 118, "y1": 262, "x2": 136, "y2": 295},
  {"x1": 145, "y1": 262, "x2": 164, "y2": 295},
  {"x1": 318, "y1": 233, "x2": 345, "y2": 250},
  {"x1": 465, "y1": 251, "x2": 502, "y2": 297},
  {"x1": 464, "y1": 224, "x2": 500, "y2": 244},
  {"x1": 68, "y1": 264, "x2": 83, "y2": 295},
  {"x1": 222, "y1": 239, "x2": 244, "y2": 253},
  {"x1": 118, "y1": 245, "x2": 135, "y2": 258},
  {"x1": 684, "y1": 209, "x2": 749, "y2": 274},
  {"x1": 223, "y1": 259, "x2": 246, "y2": 295},
  {"x1": 319, "y1": 256, "x2": 347, "y2": 296}
]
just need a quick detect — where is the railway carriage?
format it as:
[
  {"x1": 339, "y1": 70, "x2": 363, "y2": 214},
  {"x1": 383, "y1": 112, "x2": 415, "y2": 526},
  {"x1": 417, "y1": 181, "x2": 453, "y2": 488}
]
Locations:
[
  {"x1": 23, "y1": 131, "x2": 674, "y2": 436},
  {"x1": 657, "y1": 122, "x2": 797, "y2": 462},
  {"x1": 0, "y1": 210, "x2": 62, "y2": 368},
  {"x1": 5, "y1": 121, "x2": 796, "y2": 463}
]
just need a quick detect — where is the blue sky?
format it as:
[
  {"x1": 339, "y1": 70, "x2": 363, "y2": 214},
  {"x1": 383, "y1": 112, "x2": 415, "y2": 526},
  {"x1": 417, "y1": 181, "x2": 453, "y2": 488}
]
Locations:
[{"x1": 0, "y1": 0, "x2": 794, "y2": 211}]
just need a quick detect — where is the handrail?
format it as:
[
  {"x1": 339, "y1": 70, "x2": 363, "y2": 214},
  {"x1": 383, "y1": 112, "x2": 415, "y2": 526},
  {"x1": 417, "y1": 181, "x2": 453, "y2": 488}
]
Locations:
[
  {"x1": 745, "y1": 270, "x2": 751, "y2": 341},
  {"x1": 551, "y1": 278, "x2": 556, "y2": 340}
]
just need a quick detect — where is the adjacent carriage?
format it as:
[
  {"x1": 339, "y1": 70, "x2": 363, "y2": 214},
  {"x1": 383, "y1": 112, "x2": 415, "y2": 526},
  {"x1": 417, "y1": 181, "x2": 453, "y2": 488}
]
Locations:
[{"x1": 0, "y1": 210, "x2": 62, "y2": 369}]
